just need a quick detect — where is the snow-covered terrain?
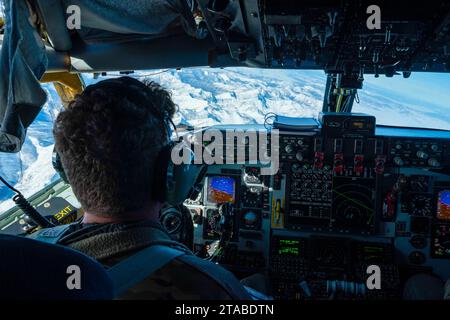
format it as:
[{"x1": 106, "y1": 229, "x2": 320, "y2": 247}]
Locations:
[
  {"x1": 0, "y1": 68, "x2": 449, "y2": 213},
  {"x1": 0, "y1": 84, "x2": 63, "y2": 213}
]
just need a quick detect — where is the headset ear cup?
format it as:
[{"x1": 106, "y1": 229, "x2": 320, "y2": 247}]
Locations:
[
  {"x1": 152, "y1": 143, "x2": 174, "y2": 202},
  {"x1": 52, "y1": 148, "x2": 69, "y2": 183}
]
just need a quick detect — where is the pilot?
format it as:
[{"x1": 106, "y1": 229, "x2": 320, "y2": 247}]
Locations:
[{"x1": 49, "y1": 76, "x2": 252, "y2": 299}]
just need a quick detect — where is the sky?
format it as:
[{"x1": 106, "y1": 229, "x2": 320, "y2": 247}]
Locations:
[{"x1": 364, "y1": 72, "x2": 450, "y2": 110}]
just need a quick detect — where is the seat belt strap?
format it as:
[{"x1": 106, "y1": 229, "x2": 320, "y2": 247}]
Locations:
[{"x1": 107, "y1": 244, "x2": 186, "y2": 297}]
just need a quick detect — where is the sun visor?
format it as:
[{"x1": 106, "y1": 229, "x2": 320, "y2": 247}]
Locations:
[{"x1": 61, "y1": 0, "x2": 195, "y2": 40}]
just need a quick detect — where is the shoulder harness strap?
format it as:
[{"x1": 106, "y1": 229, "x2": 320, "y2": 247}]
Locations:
[
  {"x1": 28, "y1": 224, "x2": 74, "y2": 244},
  {"x1": 107, "y1": 244, "x2": 187, "y2": 297}
]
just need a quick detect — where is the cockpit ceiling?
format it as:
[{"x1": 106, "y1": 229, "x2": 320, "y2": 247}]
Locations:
[{"x1": 31, "y1": 0, "x2": 450, "y2": 74}]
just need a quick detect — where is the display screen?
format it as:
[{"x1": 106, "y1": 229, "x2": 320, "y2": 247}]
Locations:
[
  {"x1": 206, "y1": 176, "x2": 236, "y2": 204},
  {"x1": 437, "y1": 190, "x2": 450, "y2": 220},
  {"x1": 277, "y1": 239, "x2": 301, "y2": 256},
  {"x1": 203, "y1": 208, "x2": 222, "y2": 239},
  {"x1": 363, "y1": 246, "x2": 384, "y2": 254},
  {"x1": 351, "y1": 121, "x2": 365, "y2": 129},
  {"x1": 362, "y1": 245, "x2": 385, "y2": 262},
  {"x1": 331, "y1": 177, "x2": 375, "y2": 233},
  {"x1": 354, "y1": 243, "x2": 391, "y2": 264},
  {"x1": 432, "y1": 223, "x2": 450, "y2": 258}
]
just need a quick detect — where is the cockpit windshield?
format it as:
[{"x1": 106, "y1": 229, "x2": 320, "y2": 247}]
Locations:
[
  {"x1": 85, "y1": 68, "x2": 450, "y2": 131},
  {"x1": 354, "y1": 72, "x2": 450, "y2": 131},
  {"x1": 0, "y1": 68, "x2": 449, "y2": 214}
]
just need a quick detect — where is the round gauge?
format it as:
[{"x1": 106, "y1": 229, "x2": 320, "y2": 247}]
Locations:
[
  {"x1": 409, "y1": 175, "x2": 430, "y2": 192},
  {"x1": 409, "y1": 251, "x2": 426, "y2": 265},
  {"x1": 240, "y1": 210, "x2": 261, "y2": 230},
  {"x1": 409, "y1": 235, "x2": 427, "y2": 249},
  {"x1": 410, "y1": 194, "x2": 433, "y2": 216},
  {"x1": 243, "y1": 211, "x2": 257, "y2": 224},
  {"x1": 160, "y1": 207, "x2": 183, "y2": 235}
]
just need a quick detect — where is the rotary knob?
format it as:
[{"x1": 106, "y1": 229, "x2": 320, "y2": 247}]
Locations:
[
  {"x1": 394, "y1": 156, "x2": 404, "y2": 166},
  {"x1": 291, "y1": 163, "x2": 301, "y2": 173},
  {"x1": 296, "y1": 152, "x2": 303, "y2": 161},
  {"x1": 428, "y1": 158, "x2": 440, "y2": 167},
  {"x1": 416, "y1": 150, "x2": 429, "y2": 159},
  {"x1": 285, "y1": 144, "x2": 294, "y2": 153}
]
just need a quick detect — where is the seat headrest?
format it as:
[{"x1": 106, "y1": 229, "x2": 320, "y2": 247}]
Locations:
[{"x1": 0, "y1": 234, "x2": 114, "y2": 299}]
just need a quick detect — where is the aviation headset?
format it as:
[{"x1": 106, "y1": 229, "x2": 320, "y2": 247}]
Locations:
[{"x1": 52, "y1": 76, "x2": 204, "y2": 206}]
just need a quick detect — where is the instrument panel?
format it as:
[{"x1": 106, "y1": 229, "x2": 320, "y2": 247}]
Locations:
[
  {"x1": 1, "y1": 113, "x2": 449, "y2": 300},
  {"x1": 183, "y1": 117, "x2": 450, "y2": 299}
]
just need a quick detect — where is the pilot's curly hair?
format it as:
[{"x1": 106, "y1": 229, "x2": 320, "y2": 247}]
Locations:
[{"x1": 53, "y1": 77, "x2": 177, "y2": 216}]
